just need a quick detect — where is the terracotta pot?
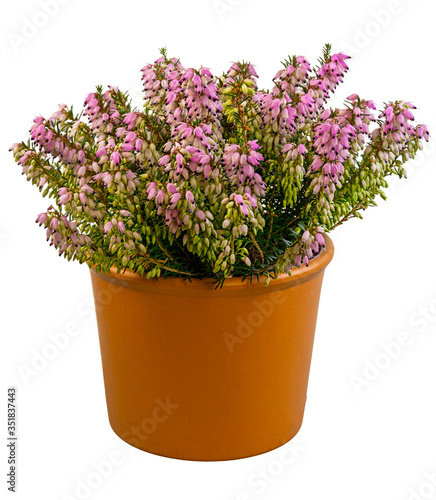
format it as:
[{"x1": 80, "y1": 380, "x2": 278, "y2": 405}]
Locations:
[{"x1": 90, "y1": 234, "x2": 334, "y2": 461}]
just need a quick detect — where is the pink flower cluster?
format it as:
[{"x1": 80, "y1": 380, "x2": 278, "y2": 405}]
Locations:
[
  {"x1": 254, "y1": 52, "x2": 351, "y2": 149},
  {"x1": 374, "y1": 101, "x2": 430, "y2": 157},
  {"x1": 226, "y1": 61, "x2": 258, "y2": 83},
  {"x1": 284, "y1": 228, "x2": 326, "y2": 272},
  {"x1": 309, "y1": 112, "x2": 355, "y2": 194},
  {"x1": 142, "y1": 56, "x2": 222, "y2": 145},
  {"x1": 141, "y1": 56, "x2": 184, "y2": 109},
  {"x1": 254, "y1": 91, "x2": 298, "y2": 139},
  {"x1": 222, "y1": 141, "x2": 265, "y2": 196},
  {"x1": 28, "y1": 110, "x2": 88, "y2": 169},
  {"x1": 83, "y1": 87, "x2": 122, "y2": 134},
  {"x1": 35, "y1": 207, "x2": 91, "y2": 256},
  {"x1": 10, "y1": 46, "x2": 430, "y2": 281}
]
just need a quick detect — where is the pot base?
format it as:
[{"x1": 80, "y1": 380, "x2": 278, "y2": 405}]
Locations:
[{"x1": 109, "y1": 414, "x2": 305, "y2": 461}]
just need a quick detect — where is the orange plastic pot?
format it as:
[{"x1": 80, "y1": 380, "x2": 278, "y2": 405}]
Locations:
[{"x1": 90, "y1": 235, "x2": 333, "y2": 461}]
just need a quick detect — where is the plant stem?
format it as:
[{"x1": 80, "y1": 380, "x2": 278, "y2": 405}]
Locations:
[
  {"x1": 249, "y1": 231, "x2": 264, "y2": 262},
  {"x1": 330, "y1": 200, "x2": 366, "y2": 230}
]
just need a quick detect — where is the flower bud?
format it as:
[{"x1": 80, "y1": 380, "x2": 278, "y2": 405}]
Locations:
[{"x1": 301, "y1": 230, "x2": 310, "y2": 243}]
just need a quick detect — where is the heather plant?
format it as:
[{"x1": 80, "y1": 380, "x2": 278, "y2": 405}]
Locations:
[{"x1": 10, "y1": 45, "x2": 429, "y2": 286}]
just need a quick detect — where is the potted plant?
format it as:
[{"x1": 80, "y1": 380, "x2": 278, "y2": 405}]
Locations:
[{"x1": 10, "y1": 45, "x2": 429, "y2": 461}]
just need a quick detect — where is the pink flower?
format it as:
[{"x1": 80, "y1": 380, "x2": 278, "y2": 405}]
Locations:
[
  {"x1": 167, "y1": 92, "x2": 177, "y2": 104},
  {"x1": 196, "y1": 209, "x2": 206, "y2": 221},
  {"x1": 170, "y1": 192, "x2": 182, "y2": 206},
  {"x1": 315, "y1": 233, "x2": 325, "y2": 246},
  {"x1": 156, "y1": 190, "x2": 165, "y2": 204},
  {"x1": 35, "y1": 212, "x2": 48, "y2": 225},
  {"x1": 159, "y1": 155, "x2": 171, "y2": 166},
  {"x1": 147, "y1": 187, "x2": 157, "y2": 200},
  {"x1": 186, "y1": 191, "x2": 195, "y2": 203},
  {"x1": 123, "y1": 113, "x2": 137, "y2": 125},
  {"x1": 59, "y1": 193, "x2": 71, "y2": 205},
  {"x1": 167, "y1": 183, "x2": 177, "y2": 194},
  {"x1": 271, "y1": 98, "x2": 281, "y2": 110},
  {"x1": 301, "y1": 230, "x2": 310, "y2": 243},
  {"x1": 111, "y1": 152, "x2": 121, "y2": 165},
  {"x1": 402, "y1": 109, "x2": 415, "y2": 120},
  {"x1": 176, "y1": 153, "x2": 184, "y2": 166}
]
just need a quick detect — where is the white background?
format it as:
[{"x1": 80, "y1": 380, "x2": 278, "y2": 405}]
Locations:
[{"x1": 1, "y1": 0, "x2": 436, "y2": 499}]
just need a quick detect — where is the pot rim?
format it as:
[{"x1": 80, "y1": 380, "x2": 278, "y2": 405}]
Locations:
[{"x1": 90, "y1": 234, "x2": 334, "y2": 297}]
